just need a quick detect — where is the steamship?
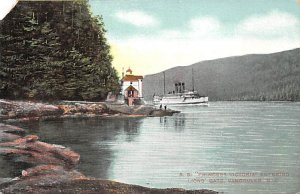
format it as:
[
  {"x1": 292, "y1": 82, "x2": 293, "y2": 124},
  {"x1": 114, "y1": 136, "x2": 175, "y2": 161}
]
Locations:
[
  {"x1": 153, "y1": 70, "x2": 208, "y2": 105},
  {"x1": 153, "y1": 82, "x2": 208, "y2": 105}
]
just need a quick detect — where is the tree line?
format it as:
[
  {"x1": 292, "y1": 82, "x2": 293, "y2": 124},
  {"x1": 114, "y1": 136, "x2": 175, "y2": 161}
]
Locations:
[
  {"x1": 143, "y1": 48, "x2": 300, "y2": 101},
  {"x1": 0, "y1": 0, "x2": 119, "y2": 101}
]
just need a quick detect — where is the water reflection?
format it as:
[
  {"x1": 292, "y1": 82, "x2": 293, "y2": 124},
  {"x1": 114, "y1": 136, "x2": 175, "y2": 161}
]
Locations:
[
  {"x1": 15, "y1": 117, "x2": 143, "y2": 179},
  {"x1": 123, "y1": 119, "x2": 140, "y2": 142},
  {"x1": 8, "y1": 102, "x2": 300, "y2": 194},
  {"x1": 160, "y1": 113, "x2": 185, "y2": 131},
  {"x1": 174, "y1": 114, "x2": 185, "y2": 129}
]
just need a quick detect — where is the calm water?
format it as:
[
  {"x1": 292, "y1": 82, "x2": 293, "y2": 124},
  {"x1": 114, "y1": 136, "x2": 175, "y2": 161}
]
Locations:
[{"x1": 7, "y1": 102, "x2": 300, "y2": 194}]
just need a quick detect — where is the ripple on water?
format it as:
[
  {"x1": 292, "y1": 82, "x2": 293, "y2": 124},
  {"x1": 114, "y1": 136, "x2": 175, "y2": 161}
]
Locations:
[{"x1": 10, "y1": 102, "x2": 300, "y2": 194}]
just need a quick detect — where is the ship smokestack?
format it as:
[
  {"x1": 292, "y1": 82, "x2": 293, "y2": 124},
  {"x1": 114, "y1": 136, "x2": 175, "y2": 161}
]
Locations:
[{"x1": 178, "y1": 82, "x2": 182, "y2": 93}]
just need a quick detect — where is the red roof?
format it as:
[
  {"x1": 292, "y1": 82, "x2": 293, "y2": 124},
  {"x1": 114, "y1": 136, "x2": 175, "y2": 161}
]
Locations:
[
  {"x1": 126, "y1": 68, "x2": 133, "y2": 74},
  {"x1": 122, "y1": 75, "x2": 143, "y2": 82},
  {"x1": 125, "y1": 85, "x2": 138, "y2": 91}
]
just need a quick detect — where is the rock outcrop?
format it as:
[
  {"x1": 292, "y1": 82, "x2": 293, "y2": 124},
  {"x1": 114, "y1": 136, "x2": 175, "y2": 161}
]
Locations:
[
  {"x1": 0, "y1": 124, "x2": 217, "y2": 194},
  {"x1": 58, "y1": 102, "x2": 108, "y2": 115},
  {"x1": 0, "y1": 100, "x2": 63, "y2": 120},
  {"x1": 107, "y1": 104, "x2": 179, "y2": 117},
  {"x1": 1, "y1": 164, "x2": 218, "y2": 194},
  {"x1": 0, "y1": 99, "x2": 179, "y2": 121},
  {"x1": 0, "y1": 124, "x2": 25, "y2": 143},
  {"x1": 0, "y1": 135, "x2": 80, "y2": 168}
]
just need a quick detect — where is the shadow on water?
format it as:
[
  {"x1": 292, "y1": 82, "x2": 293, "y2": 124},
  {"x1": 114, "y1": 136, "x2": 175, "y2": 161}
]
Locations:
[{"x1": 13, "y1": 117, "x2": 143, "y2": 179}]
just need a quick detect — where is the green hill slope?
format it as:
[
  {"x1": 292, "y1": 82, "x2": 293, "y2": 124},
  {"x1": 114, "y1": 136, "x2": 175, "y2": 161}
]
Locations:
[{"x1": 144, "y1": 48, "x2": 300, "y2": 101}]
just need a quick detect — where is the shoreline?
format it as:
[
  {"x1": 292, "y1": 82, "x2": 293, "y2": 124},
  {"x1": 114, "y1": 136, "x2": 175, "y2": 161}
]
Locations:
[
  {"x1": 0, "y1": 123, "x2": 217, "y2": 194},
  {"x1": 0, "y1": 99, "x2": 180, "y2": 122}
]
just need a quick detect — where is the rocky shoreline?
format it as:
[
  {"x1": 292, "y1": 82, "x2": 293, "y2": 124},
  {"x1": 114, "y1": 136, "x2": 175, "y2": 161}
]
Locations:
[
  {"x1": 0, "y1": 99, "x2": 179, "y2": 122},
  {"x1": 0, "y1": 123, "x2": 218, "y2": 194}
]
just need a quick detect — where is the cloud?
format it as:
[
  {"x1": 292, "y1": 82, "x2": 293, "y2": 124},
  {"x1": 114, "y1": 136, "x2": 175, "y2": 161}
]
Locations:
[
  {"x1": 110, "y1": 12, "x2": 300, "y2": 75},
  {"x1": 115, "y1": 10, "x2": 159, "y2": 27},
  {"x1": 111, "y1": 35, "x2": 300, "y2": 75},
  {"x1": 238, "y1": 11, "x2": 300, "y2": 37},
  {"x1": 188, "y1": 17, "x2": 221, "y2": 36},
  {"x1": 160, "y1": 16, "x2": 221, "y2": 41}
]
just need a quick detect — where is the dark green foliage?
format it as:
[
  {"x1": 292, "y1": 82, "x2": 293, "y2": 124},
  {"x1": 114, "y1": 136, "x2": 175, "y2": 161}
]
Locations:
[
  {"x1": 0, "y1": 0, "x2": 119, "y2": 101},
  {"x1": 144, "y1": 48, "x2": 300, "y2": 101}
]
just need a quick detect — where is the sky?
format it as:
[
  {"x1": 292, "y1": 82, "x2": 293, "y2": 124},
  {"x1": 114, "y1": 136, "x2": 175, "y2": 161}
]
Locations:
[
  {"x1": 90, "y1": 0, "x2": 300, "y2": 76},
  {"x1": 2, "y1": 0, "x2": 299, "y2": 76}
]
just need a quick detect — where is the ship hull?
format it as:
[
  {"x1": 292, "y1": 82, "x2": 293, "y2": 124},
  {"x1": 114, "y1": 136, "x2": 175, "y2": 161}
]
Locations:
[{"x1": 155, "y1": 96, "x2": 208, "y2": 105}]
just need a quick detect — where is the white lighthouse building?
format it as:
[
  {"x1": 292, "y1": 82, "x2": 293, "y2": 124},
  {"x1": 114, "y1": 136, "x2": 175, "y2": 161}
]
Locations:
[{"x1": 121, "y1": 68, "x2": 143, "y2": 106}]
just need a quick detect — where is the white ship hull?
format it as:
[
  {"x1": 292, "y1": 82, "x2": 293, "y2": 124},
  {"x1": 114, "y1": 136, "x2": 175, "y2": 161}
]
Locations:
[
  {"x1": 153, "y1": 73, "x2": 208, "y2": 106},
  {"x1": 160, "y1": 96, "x2": 208, "y2": 105},
  {"x1": 154, "y1": 92, "x2": 208, "y2": 105}
]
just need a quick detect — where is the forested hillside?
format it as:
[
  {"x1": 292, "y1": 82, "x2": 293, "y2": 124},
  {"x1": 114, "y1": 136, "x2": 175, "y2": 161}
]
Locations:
[
  {"x1": 144, "y1": 48, "x2": 300, "y2": 101},
  {"x1": 0, "y1": 0, "x2": 119, "y2": 101}
]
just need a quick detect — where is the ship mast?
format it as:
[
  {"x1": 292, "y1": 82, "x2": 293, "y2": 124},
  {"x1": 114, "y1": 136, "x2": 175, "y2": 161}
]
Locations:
[
  {"x1": 163, "y1": 71, "x2": 166, "y2": 95},
  {"x1": 192, "y1": 68, "x2": 195, "y2": 91}
]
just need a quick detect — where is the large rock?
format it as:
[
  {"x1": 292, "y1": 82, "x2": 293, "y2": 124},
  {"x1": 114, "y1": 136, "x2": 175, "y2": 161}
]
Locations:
[
  {"x1": 58, "y1": 103, "x2": 108, "y2": 115},
  {"x1": 106, "y1": 104, "x2": 136, "y2": 115},
  {"x1": 0, "y1": 165, "x2": 218, "y2": 194},
  {"x1": 0, "y1": 100, "x2": 13, "y2": 118},
  {"x1": 0, "y1": 124, "x2": 25, "y2": 136},
  {"x1": 0, "y1": 135, "x2": 80, "y2": 167},
  {"x1": 0, "y1": 100, "x2": 63, "y2": 119},
  {"x1": 0, "y1": 133, "x2": 21, "y2": 144},
  {"x1": 107, "y1": 104, "x2": 179, "y2": 117},
  {"x1": 0, "y1": 124, "x2": 25, "y2": 143}
]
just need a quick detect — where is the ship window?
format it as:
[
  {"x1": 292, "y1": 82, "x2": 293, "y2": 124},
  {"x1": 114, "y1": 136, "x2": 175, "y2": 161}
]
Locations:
[{"x1": 130, "y1": 82, "x2": 132, "y2": 84}]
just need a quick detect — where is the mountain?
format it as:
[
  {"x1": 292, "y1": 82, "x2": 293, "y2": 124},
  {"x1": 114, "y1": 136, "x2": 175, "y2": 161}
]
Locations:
[{"x1": 143, "y1": 48, "x2": 300, "y2": 101}]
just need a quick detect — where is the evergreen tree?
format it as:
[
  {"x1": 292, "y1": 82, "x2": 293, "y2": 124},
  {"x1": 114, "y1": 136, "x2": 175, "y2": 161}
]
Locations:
[{"x1": 0, "y1": 0, "x2": 120, "y2": 101}]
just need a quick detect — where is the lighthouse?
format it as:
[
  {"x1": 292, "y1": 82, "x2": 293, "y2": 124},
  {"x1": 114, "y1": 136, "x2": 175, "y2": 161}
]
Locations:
[{"x1": 121, "y1": 68, "x2": 143, "y2": 106}]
